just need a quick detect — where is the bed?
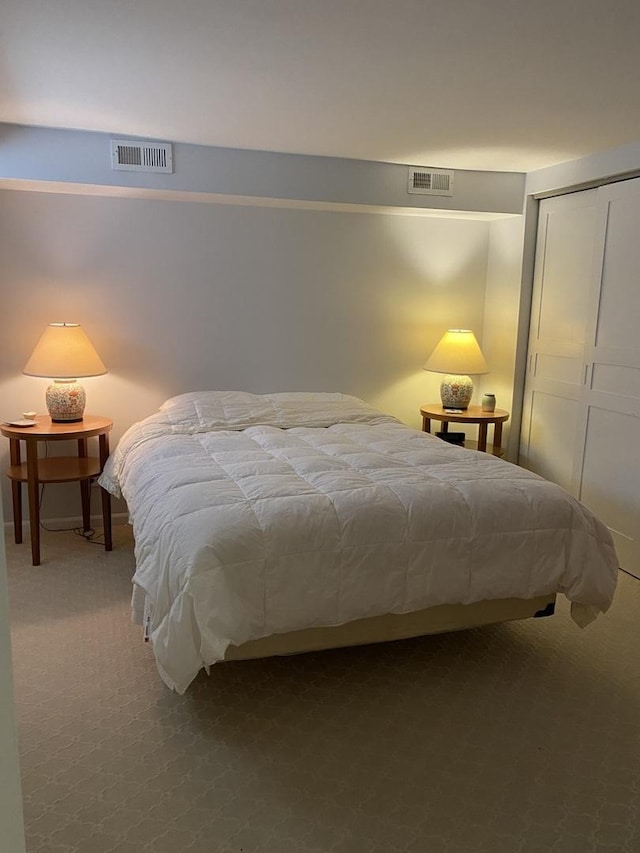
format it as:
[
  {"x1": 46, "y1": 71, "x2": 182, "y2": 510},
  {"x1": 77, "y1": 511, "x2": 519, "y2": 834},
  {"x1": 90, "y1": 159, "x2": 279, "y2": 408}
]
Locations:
[{"x1": 99, "y1": 391, "x2": 618, "y2": 693}]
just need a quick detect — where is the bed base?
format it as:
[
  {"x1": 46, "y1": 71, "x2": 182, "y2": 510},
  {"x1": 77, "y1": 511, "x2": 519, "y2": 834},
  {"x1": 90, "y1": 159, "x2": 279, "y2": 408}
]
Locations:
[{"x1": 223, "y1": 594, "x2": 557, "y2": 661}]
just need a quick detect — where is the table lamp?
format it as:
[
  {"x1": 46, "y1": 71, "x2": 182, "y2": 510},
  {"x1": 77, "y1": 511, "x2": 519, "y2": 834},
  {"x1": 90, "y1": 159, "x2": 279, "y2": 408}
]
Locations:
[
  {"x1": 423, "y1": 329, "x2": 489, "y2": 410},
  {"x1": 23, "y1": 323, "x2": 107, "y2": 422}
]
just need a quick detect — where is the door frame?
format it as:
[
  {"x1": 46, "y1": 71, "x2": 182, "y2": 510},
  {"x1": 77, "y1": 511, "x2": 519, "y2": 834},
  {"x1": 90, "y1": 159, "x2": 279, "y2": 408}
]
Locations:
[{"x1": 0, "y1": 502, "x2": 27, "y2": 853}]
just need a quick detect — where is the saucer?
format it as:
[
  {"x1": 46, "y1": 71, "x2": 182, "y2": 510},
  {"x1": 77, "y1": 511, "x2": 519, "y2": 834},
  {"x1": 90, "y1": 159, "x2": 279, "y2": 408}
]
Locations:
[{"x1": 3, "y1": 419, "x2": 38, "y2": 428}]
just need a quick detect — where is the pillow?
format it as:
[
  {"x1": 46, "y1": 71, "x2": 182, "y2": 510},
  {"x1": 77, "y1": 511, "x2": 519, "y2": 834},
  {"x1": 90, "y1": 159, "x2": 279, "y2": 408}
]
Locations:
[{"x1": 159, "y1": 390, "x2": 397, "y2": 431}]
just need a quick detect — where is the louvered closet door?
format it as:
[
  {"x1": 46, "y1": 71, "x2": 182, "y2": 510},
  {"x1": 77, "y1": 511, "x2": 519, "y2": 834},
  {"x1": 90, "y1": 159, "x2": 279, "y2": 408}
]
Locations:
[
  {"x1": 572, "y1": 179, "x2": 640, "y2": 577},
  {"x1": 519, "y1": 190, "x2": 598, "y2": 493}
]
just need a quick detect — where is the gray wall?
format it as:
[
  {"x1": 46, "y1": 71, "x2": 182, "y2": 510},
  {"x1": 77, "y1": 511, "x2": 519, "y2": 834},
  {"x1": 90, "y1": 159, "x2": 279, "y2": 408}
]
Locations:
[
  {"x1": 0, "y1": 188, "x2": 497, "y2": 522},
  {"x1": 0, "y1": 123, "x2": 525, "y2": 215}
]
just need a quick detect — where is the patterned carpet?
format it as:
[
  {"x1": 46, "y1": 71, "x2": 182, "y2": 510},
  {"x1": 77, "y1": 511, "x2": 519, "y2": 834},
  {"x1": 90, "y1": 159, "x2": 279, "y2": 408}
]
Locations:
[{"x1": 6, "y1": 526, "x2": 640, "y2": 853}]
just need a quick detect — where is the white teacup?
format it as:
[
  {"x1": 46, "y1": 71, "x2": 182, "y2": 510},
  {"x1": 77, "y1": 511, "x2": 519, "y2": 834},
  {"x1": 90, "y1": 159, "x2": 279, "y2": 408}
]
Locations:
[{"x1": 22, "y1": 411, "x2": 37, "y2": 420}]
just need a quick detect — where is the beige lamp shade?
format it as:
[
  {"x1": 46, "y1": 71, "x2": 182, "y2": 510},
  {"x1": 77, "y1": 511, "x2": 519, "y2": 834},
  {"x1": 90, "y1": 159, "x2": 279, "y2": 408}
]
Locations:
[
  {"x1": 423, "y1": 329, "x2": 489, "y2": 376},
  {"x1": 23, "y1": 323, "x2": 107, "y2": 379},
  {"x1": 424, "y1": 329, "x2": 489, "y2": 410},
  {"x1": 23, "y1": 323, "x2": 107, "y2": 423}
]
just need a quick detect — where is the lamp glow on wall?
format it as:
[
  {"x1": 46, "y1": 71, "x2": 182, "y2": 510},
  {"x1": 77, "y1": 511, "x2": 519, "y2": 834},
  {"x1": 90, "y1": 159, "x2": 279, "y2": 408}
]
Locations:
[
  {"x1": 23, "y1": 323, "x2": 107, "y2": 422},
  {"x1": 423, "y1": 329, "x2": 489, "y2": 410}
]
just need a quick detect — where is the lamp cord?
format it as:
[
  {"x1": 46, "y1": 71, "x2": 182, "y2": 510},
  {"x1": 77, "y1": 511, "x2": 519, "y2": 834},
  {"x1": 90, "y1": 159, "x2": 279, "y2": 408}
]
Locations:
[{"x1": 36, "y1": 441, "x2": 106, "y2": 545}]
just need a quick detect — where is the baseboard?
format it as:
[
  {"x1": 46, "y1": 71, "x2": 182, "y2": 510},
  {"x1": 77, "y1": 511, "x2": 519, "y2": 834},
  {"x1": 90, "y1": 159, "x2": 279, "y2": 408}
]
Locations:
[{"x1": 3, "y1": 512, "x2": 129, "y2": 534}]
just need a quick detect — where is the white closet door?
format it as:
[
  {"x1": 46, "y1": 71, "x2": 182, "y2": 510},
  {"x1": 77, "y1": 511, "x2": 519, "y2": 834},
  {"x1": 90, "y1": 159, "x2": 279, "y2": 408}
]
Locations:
[
  {"x1": 519, "y1": 190, "x2": 598, "y2": 493},
  {"x1": 573, "y1": 179, "x2": 640, "y2": 576}
]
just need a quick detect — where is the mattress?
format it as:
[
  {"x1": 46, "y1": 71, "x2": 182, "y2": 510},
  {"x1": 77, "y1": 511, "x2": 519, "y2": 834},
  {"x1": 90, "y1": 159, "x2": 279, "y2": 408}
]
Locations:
[{"x1": 100, "y1": 390, "x2": 619, "y2": 693}]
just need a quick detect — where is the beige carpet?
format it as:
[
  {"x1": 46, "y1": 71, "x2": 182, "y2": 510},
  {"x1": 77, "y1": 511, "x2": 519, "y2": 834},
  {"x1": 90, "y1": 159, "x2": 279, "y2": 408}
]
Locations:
[{"x1": 6, "y1": 526, "x2": 640, "y2": 853}]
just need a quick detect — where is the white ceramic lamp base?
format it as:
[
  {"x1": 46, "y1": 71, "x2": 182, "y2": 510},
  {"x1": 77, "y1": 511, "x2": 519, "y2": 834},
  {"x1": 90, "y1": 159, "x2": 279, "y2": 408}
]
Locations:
[
  {"x1": 46, "y1": 379, "x2": 86, "y2": 422},
  {"x1": 440, "y1": 374, "x2": 473, "y2": 410}
]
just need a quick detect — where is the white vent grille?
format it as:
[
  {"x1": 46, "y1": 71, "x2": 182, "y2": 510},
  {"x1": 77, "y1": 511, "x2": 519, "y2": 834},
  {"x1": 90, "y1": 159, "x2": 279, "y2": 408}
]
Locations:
[
  {"x1": 408, "y1": 167, "x2": 454, "y2": 196},
  {"x1": 111, "y1": 139, "x2": 173, "y2": 173}
]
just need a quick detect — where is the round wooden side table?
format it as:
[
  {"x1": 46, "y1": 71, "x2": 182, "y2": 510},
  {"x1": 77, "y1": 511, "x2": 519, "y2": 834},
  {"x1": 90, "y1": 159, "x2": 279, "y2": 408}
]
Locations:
[
  {"x1": 1, "y1": 415, "x2": 113, "y2": 566},
  {"x1": 420, "y1": 404, "x2": 510, "y2": 456}
]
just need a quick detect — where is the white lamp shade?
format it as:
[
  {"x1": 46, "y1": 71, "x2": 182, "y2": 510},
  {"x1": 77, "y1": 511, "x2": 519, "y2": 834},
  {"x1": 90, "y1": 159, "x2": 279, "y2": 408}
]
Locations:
[
  {"x1": 423, "y1": 329, "x2": 489, "y2": 375},
  {"x1": 23, "y1": 323, "x2": 107, "y2": 379}
]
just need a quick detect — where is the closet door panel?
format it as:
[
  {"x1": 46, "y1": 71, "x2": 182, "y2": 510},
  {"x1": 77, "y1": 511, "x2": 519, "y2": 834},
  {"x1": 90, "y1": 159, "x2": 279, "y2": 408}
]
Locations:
[
  {"x1": 536, "y1": 203, "x2": 595, "y2": 346},
  {"x1": 520, "y1": 191, "x2": 597, "y2": 485},
  {"x1": 522, "y1": 179, "x2": 640, "y2": 576},
  {"x1": 596, "y1": 195, "x2": 640, "y2": 347},
  {"x1": 578, "y1": 405, "x2": 639, "y2": 572},
  {"x1": 522, "y1": 390, "x2": 579, "y2": 493},
  {"x1": 535, "y1": 353, "x2": 584, "y2": 385},
  {"x1": 575, "y1": 178, "x2": 640, "y2": 577},
  {"x1": 591, "y1": 360, "x2": 640, "y2": 398}
]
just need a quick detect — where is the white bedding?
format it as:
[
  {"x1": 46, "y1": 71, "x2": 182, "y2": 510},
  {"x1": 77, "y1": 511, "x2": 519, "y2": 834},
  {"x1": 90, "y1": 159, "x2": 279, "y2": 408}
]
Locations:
[{"x1": 100, "y1": 391, "x2": 619, "y2": 693}]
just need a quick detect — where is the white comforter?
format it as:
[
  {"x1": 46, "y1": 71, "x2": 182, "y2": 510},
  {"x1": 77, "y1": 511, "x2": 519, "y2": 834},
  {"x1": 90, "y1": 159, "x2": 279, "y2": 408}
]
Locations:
[{"x1": 100, "y1": 391, "x2": 618, "y2": 693}]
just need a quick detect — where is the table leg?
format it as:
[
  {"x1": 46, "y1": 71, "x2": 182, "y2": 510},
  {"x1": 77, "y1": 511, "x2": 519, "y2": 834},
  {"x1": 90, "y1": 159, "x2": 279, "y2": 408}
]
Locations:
[
  {"x1": 422, "y1": 416, "x2": 431, "y2": 433},
  {"x1": 78, "y1": 438, "x2": 91, "y2": 532},
  {"x1": 9, "y1": 439, "x2": 22, "y2": 544},
  {"x1": 99, "y1": 433, "x2": 112, "y2": 551},
  {"x1": 25, "y1": 441, "x2": 40, "y2": 566},
  {"x1": 441, "y1": 422, "x2": 449, "y2": 434},
  {"x1": 493, "y1": 422, "x2": 504, "y2": 456},
  {"x1": 477, "y1": 423, "x2": 488, "y2": 452}
]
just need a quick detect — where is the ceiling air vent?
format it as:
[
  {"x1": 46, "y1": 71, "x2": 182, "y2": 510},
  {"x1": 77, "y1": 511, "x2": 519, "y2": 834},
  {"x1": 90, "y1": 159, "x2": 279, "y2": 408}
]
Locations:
[
  {"x1": 110, "y1": 138, "x2": 173, "y2": 173},
  {"x1": 408, "y1": 167, "x2": 454, "y2": 196}
]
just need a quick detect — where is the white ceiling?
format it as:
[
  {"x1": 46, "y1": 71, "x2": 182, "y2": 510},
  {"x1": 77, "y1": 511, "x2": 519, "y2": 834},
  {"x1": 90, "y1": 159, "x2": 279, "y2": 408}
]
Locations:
[{"x1": 2, "y1": 0, "x2": 640, "y2": 173}]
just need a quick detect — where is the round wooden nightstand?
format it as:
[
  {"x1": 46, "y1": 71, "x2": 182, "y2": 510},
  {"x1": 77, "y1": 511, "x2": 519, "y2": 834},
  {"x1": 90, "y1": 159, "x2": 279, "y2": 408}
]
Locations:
[
  {"x1": 1, "y1": 415, "x2": 113, "y2": 565},
  {"x1": 420, "y1": 404, "x2": 510, "y2": 456}
]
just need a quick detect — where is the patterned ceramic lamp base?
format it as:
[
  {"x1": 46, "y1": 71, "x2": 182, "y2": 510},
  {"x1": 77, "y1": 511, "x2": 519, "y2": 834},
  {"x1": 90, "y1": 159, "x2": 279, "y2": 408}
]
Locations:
[
  {"x1": 440, "y1": 374, "x2": 473, "y2": 409},
  {"x1": 46, "y1": 380, "x2": 86, "y2": 422}
]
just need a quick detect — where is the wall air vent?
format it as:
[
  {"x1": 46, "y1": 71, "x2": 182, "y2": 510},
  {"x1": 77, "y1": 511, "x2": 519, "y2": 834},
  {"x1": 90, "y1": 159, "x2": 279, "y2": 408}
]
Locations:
[
  {"x1": 408, "y1": 167, "x2": 454, "y2": 196},
  {"x1": 110, "y1": 139, "x2": 173, "y2": 173}
]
